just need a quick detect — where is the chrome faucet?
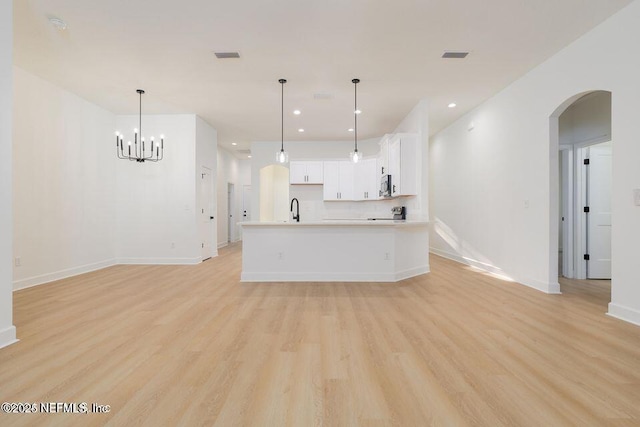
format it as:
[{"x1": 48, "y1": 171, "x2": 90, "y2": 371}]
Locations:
[{"x1": 290, "y1": 198, "x2": 300, "y2": 222}]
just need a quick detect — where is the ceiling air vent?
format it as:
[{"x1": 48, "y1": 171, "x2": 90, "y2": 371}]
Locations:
[
  {"x1": 442, "y1": 51, "x2": 469, "y2": 59},
  {"x1": 214, "y1": 52, "x2": 240, "y2": 59}
]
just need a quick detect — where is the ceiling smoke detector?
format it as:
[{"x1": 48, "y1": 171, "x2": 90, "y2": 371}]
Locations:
[
  {"x1": 442, "y1": 51, "x2": 469, "y2": 59},
  {"x1": 48, "y1": 16, "x2": 68, "y2": 30},
  {"x1": 214, "y1": 52, "x2": 240, "y2": 59}
]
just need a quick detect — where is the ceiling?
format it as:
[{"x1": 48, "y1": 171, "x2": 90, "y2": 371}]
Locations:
[{"x1": 13, "y1": 0, "x2": 632, "y2": 157}]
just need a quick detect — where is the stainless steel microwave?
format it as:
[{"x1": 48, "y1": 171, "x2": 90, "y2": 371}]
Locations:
[{"x1": 380, "y1": 174, "x2": 392, "y2": 198}]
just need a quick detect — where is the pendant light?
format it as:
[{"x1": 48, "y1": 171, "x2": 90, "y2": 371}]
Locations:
[
  {"x1": 115, "y1": 89, "x2": 164, "y2": 163},
  {"x1": 350, "y1": 78, "x2": 360, "y2": 163},
  {"x1": 276, "y1": 78, "x2": 289, "y2": 163}
]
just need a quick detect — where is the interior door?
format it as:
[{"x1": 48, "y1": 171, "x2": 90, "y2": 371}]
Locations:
[
  {"x1": 200, "y1": 166, "x2": 213, "y2": 261},
  {"x1": 227, "y1": 183, "x2": 235, "y2": 243},
  {"x1": 587, "y1": 143, "x2": 612, "y2": 279}
]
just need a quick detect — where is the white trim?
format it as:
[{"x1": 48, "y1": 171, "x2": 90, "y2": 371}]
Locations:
[
  {"x1": 0, "y1": 325, "x2": 18, "y2": 349},
  {"x1": 116, "y1": 257, "x2": 201, "y2": 265},
  {"x1": 217, "y1": 242, "x2": 228, "y2": 249},
  {"x1": 241, "y1": 267, "x2": 429, "y2": 283},
  {"x1": 394, "y1": 265, "x2": 430, "y2": 281},
  {"x1": 13, "y1": 259, "x2": 116, "y2": 291},
  {"x1": 607, "y1": 303, "x2": 640, "y2": 327},
  {"x1": 430, "y1": 247, "x2": 561, "y2": 294}
]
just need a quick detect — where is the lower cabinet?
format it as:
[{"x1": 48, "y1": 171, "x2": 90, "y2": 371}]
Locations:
[{"x1": 323, "y1": 161, "x2": 355, "y2": 201}]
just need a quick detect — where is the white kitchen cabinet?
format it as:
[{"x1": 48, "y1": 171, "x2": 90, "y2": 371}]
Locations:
[
  {"x1": 354, "y1": 158, "x2": 379, "y2": 200},
  {"x1": 379, "y1": 134, "x2": 391, "y2": 177},
  {"x1": 323, "y1": 161, "x2": 355, "y2": 201},
  {"x1": 289, "y1": 161, "x2": 323, "y2": 184},
  {"x1": 388, "y1": 134, "x2": 418, "y2": 197}
]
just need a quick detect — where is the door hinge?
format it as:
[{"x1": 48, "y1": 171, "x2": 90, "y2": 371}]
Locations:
[
  {"x1": 584, "y1": 254, "x2": 590, "y2": 261},
  {"x1": 583, "y1": 206, "x2": 590, "y2": 213},
  {"x1": 583, "y1": 158, "x2": 590, "y2": 165},
  {"x1": 202, "y1": 243, "x2": 204, "y2": 248}
]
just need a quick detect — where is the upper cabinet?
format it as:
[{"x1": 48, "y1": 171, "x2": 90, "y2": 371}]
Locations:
[
  {"x1": 323, "y1": 161, "x2": 355, "y2": 201},
  {"x1": 388, "y1": 134, "x2": 418, "y2": 196},
  {"x1": 378, "y1": 134, "x2": 391, "y2": 177},
  {"x1": 354, "y1": 158, "x2": 379, "y2": 200},
  {"x1": 290, "y1": 161, "x2": 323, "y2": 184}
]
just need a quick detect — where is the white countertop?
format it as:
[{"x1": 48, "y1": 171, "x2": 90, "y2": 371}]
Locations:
[{"x1": 239, "y1": 220, "x2": 428, "y2": 227}]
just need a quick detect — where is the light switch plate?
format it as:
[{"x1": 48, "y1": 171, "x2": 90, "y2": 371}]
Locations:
[{"x1": 634, "y1": 189, "x2": 640, "y2": 206}]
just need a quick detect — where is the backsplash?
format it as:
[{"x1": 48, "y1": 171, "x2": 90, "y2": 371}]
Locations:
[{"x1": 289, "y1": 185, "x2": 419, "y2": 222}]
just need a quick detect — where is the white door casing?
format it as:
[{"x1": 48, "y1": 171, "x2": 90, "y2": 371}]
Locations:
[{"x1": 200, "y1": 166, "x2": 214, "y2": 261}]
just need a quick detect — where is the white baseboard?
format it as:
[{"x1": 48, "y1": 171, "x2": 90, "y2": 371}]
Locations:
[
  {"x1": 430, "y1": 247, "x2": 561, "y2": 294},
  {"x1": 0, "y1": 325, "x2": 18, "y2": 350},
  {"x1": 13, "y1": 259, "x2": 116, "y2": 291},
  {"x1": 116, "y1": 257, "x2": 201, "y2": 265},
  {"x1": 608, "y1": 303, "x2": 640, "y2": 327},
  {"x1": 394, "y1": 265, "x2": 430, "y2": 281},
  {"x1": 217, "y1": 242, "x2": 228, "y2": 249}
]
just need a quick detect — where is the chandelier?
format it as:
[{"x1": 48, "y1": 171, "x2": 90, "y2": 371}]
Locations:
[{"x1": 115, "y1": 89, "x2": 164, "y2": 162}]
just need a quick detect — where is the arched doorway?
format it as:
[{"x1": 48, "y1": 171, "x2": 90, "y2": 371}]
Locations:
[{"x1": 549, "y1": 90, "x2": 612, "y2": 291}]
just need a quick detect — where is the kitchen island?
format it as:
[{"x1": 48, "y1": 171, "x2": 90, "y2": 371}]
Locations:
[{"x1": 239, "y1": 220, "x2": 429, "y2": 282}]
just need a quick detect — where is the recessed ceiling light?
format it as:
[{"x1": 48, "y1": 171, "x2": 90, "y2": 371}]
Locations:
[
  {"x1": 298, "y1": 128, "x2": 304, "y2": 133},
  {"x1": 231, "y1": 142, "x2": 237, "y2": 146},
  {"x1": 248, "y1": 155, "x2": 252, "y2": 158},
  {"x1": 48, "y1": 16, "x2": 68, "y2": 30},
  {"x1": 448, "y1": 103, "x2": 457, "y2": 108},
  {"x1": 293, "y1": 110, "x2": 301, "y2": 115},
  {"x1": 348, "y1": 128, "x2": 354, "y2": 132},
  {"x1": 354, "y1": 110, "x2": 361, "y2": 115}
]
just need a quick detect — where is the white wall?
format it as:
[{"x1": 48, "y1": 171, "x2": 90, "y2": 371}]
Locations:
[
  {"x1": 216, "y1": 148, "x2": 251, "y2": 246},
  {"x1": 115, "y1": 114, "x2": 200, "y2": 264},
  {"x1": 0, "y1": 0, "x2": 16, "y2": 348},
  {"x1": 12, "y1": 67, "x2": 116, "y2": 290},
  {"x1": 429, "y1": 0, "x2": 640, "y2": 325}
]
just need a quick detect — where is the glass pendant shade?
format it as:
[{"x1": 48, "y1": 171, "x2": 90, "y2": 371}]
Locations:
[
  {"x1": 350, "y1": 149, "x2": 360, "y2": 163},
  {"x1": 276, "y1": 148, "x2": 289, "y2": 163}
]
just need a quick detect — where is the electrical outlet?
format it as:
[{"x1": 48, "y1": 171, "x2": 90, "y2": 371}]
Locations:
[
  {"x1": 170, "y1": 242, "x2": 175, "y2": 249},
  {"x1": 524, "y1": 199, "x2": 530, "y2": 209},
  {"x1": 278, "y1": 252, "x2": 283, "y2": 260},
  {"x1": 384, "y1": 252, "x2": 390, "y2": 261},
  {"x1": 14, "y1": 257, "x2": 21, "y2": 267},
  {"x1": 634, "y1": 189, "x2": 640, "y2": 206}
]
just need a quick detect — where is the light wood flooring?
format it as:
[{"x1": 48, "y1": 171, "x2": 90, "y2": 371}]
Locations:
[{"x1": 1, "y1": 244, "x2": 640, "y2": 426}]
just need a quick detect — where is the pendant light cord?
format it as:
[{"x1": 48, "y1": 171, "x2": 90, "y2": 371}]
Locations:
[
  {"x1": 354, "y1": 81, "x2": 357, "y2": 152},
  {"x1": 353, "y1": 78, "x2": 359, "y2": 152},
  {"x1": 139, "y1": 91, "x2": 142, "y2": 143},
  {"x1": 281, "y1": 81, "x2": 284, "y2": 151},
  {"x1": 279, "y1": 79, "x2": 286, "y2": 152}
]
